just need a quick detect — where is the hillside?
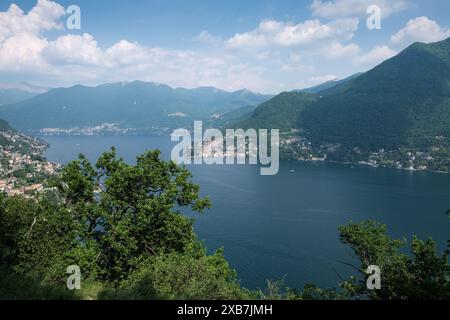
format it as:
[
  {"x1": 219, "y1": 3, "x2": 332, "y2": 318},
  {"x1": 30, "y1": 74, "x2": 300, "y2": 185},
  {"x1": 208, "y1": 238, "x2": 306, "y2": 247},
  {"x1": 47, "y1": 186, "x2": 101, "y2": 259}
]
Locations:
[
  {"x1": 0, "y1": 81, "x2": 271, "y2": 134},
  {"x1": 293, "y1": 73, "x2": 363, "y2": 94},
  {"x1": 0, "y1": 118, "x2": 59, "y2": 196},
  {"x1": 0, "y1": 119, "x2": 14, "y2": 132},
  {"x1": 235, "y1": 37, "x2": 450, "y2": 171},
  {"x1": 232, "y1": 73, "x2": 364, "y2": 133},
  {"x1": 235, "y1": 92, "x2": 318, "y2": 132},
  {"x1": 302, "y1": 38, "x2": 450, "y2": 151},
  {"x1": 0, "y1": 118, "x2": 47, "y2": 157}
]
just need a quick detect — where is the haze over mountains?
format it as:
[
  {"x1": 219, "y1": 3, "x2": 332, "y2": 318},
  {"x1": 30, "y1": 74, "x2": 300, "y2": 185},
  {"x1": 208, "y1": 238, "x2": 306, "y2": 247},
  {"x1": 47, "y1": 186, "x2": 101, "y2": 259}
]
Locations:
[
  {"x1": 0, "y1": 81, "x2": 271, "y2": 133},
  {"x1": 0, "y1": 90, "x2": 36, "y2": 106},
  {"x1": 0, "y1": 83, "x2": 49, "y2": 106}
]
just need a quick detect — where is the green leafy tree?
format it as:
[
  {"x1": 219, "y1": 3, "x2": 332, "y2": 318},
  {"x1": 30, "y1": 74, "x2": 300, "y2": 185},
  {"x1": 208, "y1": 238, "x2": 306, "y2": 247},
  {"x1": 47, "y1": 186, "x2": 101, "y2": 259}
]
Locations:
[
  {"x1": 53, "y1": 148, "x2": 213, "y2": 281},
  {"x1": 99, "y1": 249, "x2": 250, "y2": 300},
  {"x1": 0, "y1": 193, "x2": 75, "y2": 275},
  {"x1": 337, "y1": 221, "x2": 450, "y2": 300},
  {"x1": 1, "y1": 148, "x2": 251, "y2": 300}
]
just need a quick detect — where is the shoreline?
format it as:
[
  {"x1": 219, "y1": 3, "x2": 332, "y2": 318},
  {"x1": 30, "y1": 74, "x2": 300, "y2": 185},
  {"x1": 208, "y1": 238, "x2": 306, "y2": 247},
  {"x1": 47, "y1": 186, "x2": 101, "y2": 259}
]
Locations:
[{"x1": 38, "y1": 133, "x2": 450, "y2": 175}]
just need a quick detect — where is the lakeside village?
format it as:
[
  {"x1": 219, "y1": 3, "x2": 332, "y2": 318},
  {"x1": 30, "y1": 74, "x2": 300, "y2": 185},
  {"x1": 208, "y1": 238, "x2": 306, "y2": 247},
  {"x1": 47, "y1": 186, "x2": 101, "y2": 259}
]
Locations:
[
  {"x1": 279, "y1": 129, "x2": 450, "y2": 172},
  {"x1": 20, "y1": 122, "x2": 450, "y2": 173},
  {"x1": 37, "y1": 123, "x2": 170, "y2": 136},
  {"x1": 0, "y1": 131, "x2": 60, "y2": 197},
  {"x1": 194, "y1": 128, "x2": 450, "y2": 173}
]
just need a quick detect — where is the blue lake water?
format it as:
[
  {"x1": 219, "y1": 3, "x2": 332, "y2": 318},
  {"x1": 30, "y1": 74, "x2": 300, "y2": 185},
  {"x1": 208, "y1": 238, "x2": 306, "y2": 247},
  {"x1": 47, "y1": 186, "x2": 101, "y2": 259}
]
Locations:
[{"x1": 42, "y1": 135, "x2": 450, "y2": 290}]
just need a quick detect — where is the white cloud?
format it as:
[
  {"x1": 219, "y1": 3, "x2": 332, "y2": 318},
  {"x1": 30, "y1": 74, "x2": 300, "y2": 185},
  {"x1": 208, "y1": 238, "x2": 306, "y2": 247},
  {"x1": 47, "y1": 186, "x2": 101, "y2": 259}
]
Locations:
[
  {"x1": 0, "y1": 0, "x2": 65, "y2": 71},
  {"x1": 227, "y1": 31, "x2": 267, "y2": 48},
  {"x1": 281, "y1": 63, "x2": 315, "y2": 73},
  {"x1": 226, "y1": 18, "x2": 359, "y2": 49},
  {"x1": 105, "y1": 40, "x2": 158, "y2": 66},
  {"x1": 193, "y1": 31, "x2": 221, "y2": 45},
  {"x1": 0, "y1": 0, "x2": 64, "y2": 42},
  {"x1": 391, "y1": 16, "x2": 450, "y2": 46},
  {"x1": 0, "y1": 2, "x2": 250, "y2": 90},
  {"x1": 310, "y1": 0, "x2": 409, "y2": 19},
  {"x1": 324, "y1": 41, "x2": 361, "y2": 59},
  {"x1": 0, "y1": 0, "x2": 415, "y2": 94},
  {"x1": 0, "y1": 1, "x2": 365, "y2": 93},
  {"x1": 0, "y1": 32, "x2": 48, "y2": 71},
  {"x1": 355, "y1": 45, "x2": 398, "y2": 66},
  {"x1": 45, "y1": 33, "x2": 103, "y2": 65}
]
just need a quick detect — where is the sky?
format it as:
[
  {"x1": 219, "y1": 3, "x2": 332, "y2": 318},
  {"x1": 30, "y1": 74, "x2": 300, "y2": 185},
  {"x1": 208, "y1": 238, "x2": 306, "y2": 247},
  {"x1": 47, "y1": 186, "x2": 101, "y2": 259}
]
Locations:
[{"x1": 0, "y1": 0, "x2": 449, "y2": 94}]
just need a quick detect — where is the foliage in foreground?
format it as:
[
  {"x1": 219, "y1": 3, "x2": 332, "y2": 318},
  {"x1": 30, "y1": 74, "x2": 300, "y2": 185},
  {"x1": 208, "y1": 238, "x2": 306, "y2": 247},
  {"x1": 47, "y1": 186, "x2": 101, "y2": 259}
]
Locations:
[
  {"x1": 0, "y1": 148, "x2": 249, "y2": 299},
  {"x1": 0, "y1": 148, "x2": 448, "y2": 300},
  {"x1": 286, "y1": 221, "x2": 450, "y2": 300}
]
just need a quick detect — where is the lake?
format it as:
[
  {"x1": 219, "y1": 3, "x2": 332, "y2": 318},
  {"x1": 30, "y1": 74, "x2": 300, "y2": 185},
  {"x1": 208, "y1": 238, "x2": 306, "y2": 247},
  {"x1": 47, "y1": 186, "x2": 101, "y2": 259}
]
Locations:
[{"x1": 42, "y1": 135, "x2": 450, "y2": 290}]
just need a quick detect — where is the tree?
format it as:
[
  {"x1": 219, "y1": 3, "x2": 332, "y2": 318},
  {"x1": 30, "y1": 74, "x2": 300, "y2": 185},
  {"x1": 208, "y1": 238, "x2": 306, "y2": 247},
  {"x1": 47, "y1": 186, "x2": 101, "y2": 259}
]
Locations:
[
  {"x1": 99, "y1": 249, "x2": 250, "y2": 300},
  {"x1": 337, "y1": 221, "x2": 450, "y2": 300},
  {"x1": 0, "y1": 193, "x2": 75, "y2": 275},
  {"x1": 1, "y1": 148, "x2": 251, "y2": 300},
  {"x1": 54, "y1": 148, "x2": 212, "y2": 281}
]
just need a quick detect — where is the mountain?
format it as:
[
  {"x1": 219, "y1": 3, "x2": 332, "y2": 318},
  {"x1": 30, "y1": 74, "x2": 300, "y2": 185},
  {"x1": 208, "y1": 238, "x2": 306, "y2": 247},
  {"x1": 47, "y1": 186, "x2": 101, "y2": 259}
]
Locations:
[
  {"x1": 235, "y1": 37, "x2": 450, "y2": 170},
  {"x1": 0, "y1": 82, "x2": 48, "y2": 93},
  {"x1": 302, "y1": 38, "x2": 450, "y2": 151},
  {"x1": 0, "y1": 82, "x2": 49, "y2": 106},
  {"x1": 293, "y1": 73, "x2": 363, "y2": 94},
  {"x1": 235, "y1": 73, "x2": 363, "y2": 133},
  {"x1": 0, "y1": 89, "x2": 37, "y2": 105},
  {"x1": 206, "y1": 104, "x2": 257, "y2": 128},
  {"x1": 0, "y1": 118, "x2": 58, "y2": 195},
  {"x1": 0, "y1": 118, "x2": 14, "y2": 132},
  {"x1": 235, "y1": 92, "x2": 318, "y2": 132},
  {"x1": 0, "y1": 118, "x2": 47, "y2": 156},
  {"x1": 0, "y1": 81, "x2": 271, "y2": 133}
]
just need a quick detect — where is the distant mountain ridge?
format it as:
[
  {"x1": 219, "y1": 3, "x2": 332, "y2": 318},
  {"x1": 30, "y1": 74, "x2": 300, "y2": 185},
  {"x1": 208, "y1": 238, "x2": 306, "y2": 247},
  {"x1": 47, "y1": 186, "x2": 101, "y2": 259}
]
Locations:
[
  {"x1": 0, "y1": 82, "x2": 49, "y2": 106},
  {"x1": 0, "y1": 81, "x2": 272, "y2": 133},
  {"x1": 0, "y1": 89, "x2": 37, "y2": 106},
  {"x1": 0, "y1": 82, "x2": 49, "y2": 94}
]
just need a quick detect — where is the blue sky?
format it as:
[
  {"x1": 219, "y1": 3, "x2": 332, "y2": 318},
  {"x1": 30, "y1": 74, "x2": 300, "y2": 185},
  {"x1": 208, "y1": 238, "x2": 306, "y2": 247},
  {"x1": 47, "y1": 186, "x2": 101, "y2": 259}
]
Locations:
[{"x1": 0, "y1": 0, "x2": 449, "y2": 93}]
